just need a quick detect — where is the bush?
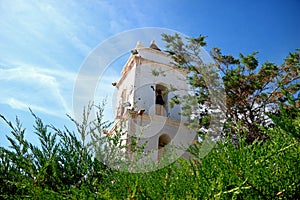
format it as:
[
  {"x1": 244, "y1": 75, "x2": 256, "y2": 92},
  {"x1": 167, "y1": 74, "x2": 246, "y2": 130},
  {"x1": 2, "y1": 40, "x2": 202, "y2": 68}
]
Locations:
[{"x1": 0, "y1": 97, "x2": 299, "y2": 199}]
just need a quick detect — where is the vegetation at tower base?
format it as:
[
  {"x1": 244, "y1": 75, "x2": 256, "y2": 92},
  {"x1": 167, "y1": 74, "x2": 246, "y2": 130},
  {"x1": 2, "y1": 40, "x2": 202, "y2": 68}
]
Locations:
[
  {"x1": 0, "y1": 35, "x2": 299, "y2": 199},
  {"x1": 0, "y1": 103, "x2": 299, "y2": 199},
  {"x1": 162, "y1": 33, "x2": 299, "y2": 143},
  {"x1": 0, "y1": 103, "x2": 111, "y2": 199}
]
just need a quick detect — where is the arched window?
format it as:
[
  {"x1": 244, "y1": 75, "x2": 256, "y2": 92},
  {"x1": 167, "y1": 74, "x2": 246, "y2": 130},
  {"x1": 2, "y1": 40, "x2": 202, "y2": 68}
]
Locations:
[
  {"x1": 158, "y1": 133, "x2": 171, "y2": 160},
  {"x1": 155, "y1": 84, "x2": 167, "y2": 116}
]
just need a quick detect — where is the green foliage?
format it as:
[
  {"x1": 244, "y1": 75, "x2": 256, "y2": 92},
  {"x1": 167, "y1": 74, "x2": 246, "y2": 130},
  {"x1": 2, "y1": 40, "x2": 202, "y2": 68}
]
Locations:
[
  {"x1": 0, "y1": 102, "x2": 111, "y2": 199},
  {"x1": 162, "y1": 34, "x2": 299, "y2": 143},
  {"x1": 97, "y1": 120, "x2": 299, "y2": 199},
  {"x1": 1, "y1": 101, "x2": 299, "y2": 199},
  {"x1": 268, "y1": 90, "x2": 300, "y2": 141}
]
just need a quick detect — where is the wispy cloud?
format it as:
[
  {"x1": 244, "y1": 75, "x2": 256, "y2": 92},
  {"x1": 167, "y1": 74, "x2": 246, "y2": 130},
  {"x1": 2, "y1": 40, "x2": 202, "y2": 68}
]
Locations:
[
  {"x1": 4, "y1": 98, "x2": 63, "y2": 118},
  {"x1": 0, "y1": 58, "x2": 122, "y2": 121},
  {"x1": 0, "y1": 62, "x2": 75, "y2": 117},
  {"x1": 0, "y1": 0, "x2": 94, "y2": 68},
  {"x1": 0, "y1": 0, "x2": 162, "y2": 123}
]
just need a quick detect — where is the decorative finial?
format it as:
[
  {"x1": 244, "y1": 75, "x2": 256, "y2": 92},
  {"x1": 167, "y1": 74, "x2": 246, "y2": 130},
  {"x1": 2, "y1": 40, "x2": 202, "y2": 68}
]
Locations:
[
  {"x1": 135, "y1": 41, "x2": 143, "y2": 49},
  {"x1": 149, "y1": 40, "x2": 161, "y2": 51}
]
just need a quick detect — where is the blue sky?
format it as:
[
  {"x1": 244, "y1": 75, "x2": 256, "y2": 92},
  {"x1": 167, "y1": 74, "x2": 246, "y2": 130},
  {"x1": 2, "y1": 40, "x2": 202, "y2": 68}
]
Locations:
[{"x1": 1, "y1": 0, "x2": 299, "y2": 147}]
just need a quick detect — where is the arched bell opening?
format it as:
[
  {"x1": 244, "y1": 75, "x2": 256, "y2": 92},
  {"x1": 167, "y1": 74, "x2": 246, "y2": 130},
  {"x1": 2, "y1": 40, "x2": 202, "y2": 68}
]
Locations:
[
  {"x1": 155, "y1": 84, "x2": 168, "y2": 116},
  {"x1": 158, "y1": 133, "x2": 171, "y2": 160}
]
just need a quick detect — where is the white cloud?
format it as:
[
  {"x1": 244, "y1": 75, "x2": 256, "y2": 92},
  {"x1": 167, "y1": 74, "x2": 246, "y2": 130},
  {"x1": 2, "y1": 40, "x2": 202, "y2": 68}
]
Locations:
[
  {"x1": 0, "y1": 62, "x2": 75, "y2": 116},
  {"x1": 0, "y1": 65, "x2": 73, "y2": 82},
  {"x1": 0, "y1": 0, "x2": 94, "y2": 66},
  {"x1": 67, "y1": 34, "x2": 93, "y2": 56},
  {"x1": 4, "y1": 98, "x2": 62, "y2": 118},
  {"x1": 0, "y1": 0, "x2": 161, "y2": 122},
  {"x1": 0, "y1": 59, "x2": 124, "y2": 122}
]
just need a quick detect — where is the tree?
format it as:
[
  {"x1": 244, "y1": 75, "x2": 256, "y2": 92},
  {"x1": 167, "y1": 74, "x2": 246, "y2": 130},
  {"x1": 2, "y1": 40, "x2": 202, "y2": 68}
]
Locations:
[{"x1": 162, "y1": 33, "x2": 299, "y2": 143}]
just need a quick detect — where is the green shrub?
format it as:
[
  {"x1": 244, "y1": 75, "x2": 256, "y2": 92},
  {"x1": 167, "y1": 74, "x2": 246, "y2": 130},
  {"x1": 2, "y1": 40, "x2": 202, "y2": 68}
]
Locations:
[{"x1": 1, "y1": 101, "x2": 299, "y2": 199}]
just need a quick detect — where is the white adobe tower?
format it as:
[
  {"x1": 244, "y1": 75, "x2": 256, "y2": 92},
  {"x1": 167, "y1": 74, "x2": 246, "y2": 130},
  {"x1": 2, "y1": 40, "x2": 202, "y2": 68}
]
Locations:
[{"x1": 112, "y1": 40, "x2": 196, "y2": 162}]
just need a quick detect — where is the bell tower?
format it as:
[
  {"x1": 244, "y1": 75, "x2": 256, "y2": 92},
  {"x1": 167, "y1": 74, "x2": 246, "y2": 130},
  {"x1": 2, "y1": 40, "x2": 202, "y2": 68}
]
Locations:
[{"x1": 112, "y1": 40, "x2": 196, "y2": 162}]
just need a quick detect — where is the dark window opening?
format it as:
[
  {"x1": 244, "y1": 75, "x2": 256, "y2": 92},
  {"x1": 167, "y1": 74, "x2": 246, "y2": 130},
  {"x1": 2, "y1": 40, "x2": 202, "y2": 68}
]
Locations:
[
  {"x1": 156, "y1": 89, "x2": 165, "y2": 105},
  {"x1": 158, "y1": 133, "x2": 171, "y2": 160},
  {"x1": 155, "y1": 84, "x2": 167, "y2": 116}
]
